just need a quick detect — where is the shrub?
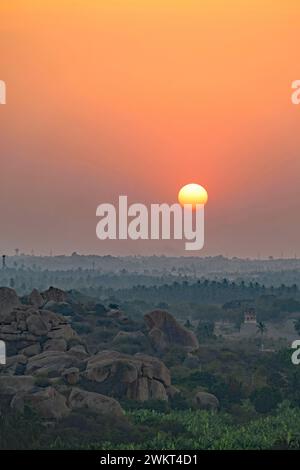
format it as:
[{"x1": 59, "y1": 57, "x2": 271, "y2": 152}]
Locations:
[{"x1": 251, "y1": 387, "x2": 282, "y2": 413}]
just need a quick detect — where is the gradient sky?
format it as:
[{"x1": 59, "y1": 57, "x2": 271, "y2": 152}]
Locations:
[{"x1": 1, "y1": 1, "x2": 300, "y2": 257}]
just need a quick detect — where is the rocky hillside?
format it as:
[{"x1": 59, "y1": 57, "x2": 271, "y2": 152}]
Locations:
[{"x1": 0, "y1": 287, "x2": 196, "y2": 421}]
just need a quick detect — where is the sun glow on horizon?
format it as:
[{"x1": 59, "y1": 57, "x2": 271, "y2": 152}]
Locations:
[{"x1": 178, "y1": 183, "x2": 208, "y2": 209}]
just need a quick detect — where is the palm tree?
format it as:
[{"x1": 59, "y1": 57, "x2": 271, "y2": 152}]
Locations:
[{"x1": 256, "y1": 321, "x2": 267, "y2": 351}]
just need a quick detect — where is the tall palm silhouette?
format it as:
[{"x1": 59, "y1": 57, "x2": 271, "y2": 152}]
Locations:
[{"x1": 256, "y1": 321, "x2": 267, "y2": 351}]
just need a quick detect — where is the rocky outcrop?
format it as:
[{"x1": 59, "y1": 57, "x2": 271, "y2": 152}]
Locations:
[
  {"x1": 41, "y1": 287, "x2": 67, "y2": 304},
  {"x1": 28, "y1": 289, "x2": 44, "y2": 308},
  {"x1": 0, "y1": 289, "x2": 84, "y2": 379},
  {"x1": 68, "y1": 345, "x2": 89, "y2": 359},
  {"x1": 194, "y1": 391, "x2": 219, "y2": 410},
  {"x1": 0, "y1": 348, "x2": 171, "y2": 420},
  {"x1": 0, "y1": 288, "x2": 178, "y2": 423},
  {"x1": 21, "y1": 343, "x2": 41, "y2": 357},
  {"x1": 144, "y1": 310, "x2": 199, "y2": 352},
  {"x1": 44, "y1": 338, "x2": 67, "y2": 352},
  {"x1": 84, "y1": 350, "x2": 170, "y2": 401},
  {"x1": 68, "y1": 388, "x2": 124, "y2": 417},
  {"x1": 26, "y1": 314, "x2": 49, "y2": 336},
  {"x1": 11, "y1": 386, "x2": 70, "y2": 420},
  {"x1": 0, "y1": 299, "x2": 129, "y2": 420},
  {"x1": 0, "y1": 287, "x2": 20, "y2": 319},
  {"x1": 25, "y1": 351, "x2": 81, "y2": 376},
  {"x1": 6, "y1": 382, "x2": 125, "y2": 420},
  {"x1": 28, "y1": 288, "x2": 73, "y2": 315},
  {"x1": 0, "y1": 293, "x2": 82, "y2": 360},
  {"x1": 47, "y1": 323, "x2": 77, "y2": 341}
]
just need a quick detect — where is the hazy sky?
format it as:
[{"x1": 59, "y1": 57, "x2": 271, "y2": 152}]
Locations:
[{"x1": 1, "y1": 1, "x2": 300, "y2": 257}]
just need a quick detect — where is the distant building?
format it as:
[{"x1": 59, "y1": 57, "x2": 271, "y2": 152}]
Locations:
[
  {"x1": 244, "y1": 308, "x2": 257, "y2": 324},
  {"x1": 0, "y1": 340, "x2": 6, "y2": 365}
]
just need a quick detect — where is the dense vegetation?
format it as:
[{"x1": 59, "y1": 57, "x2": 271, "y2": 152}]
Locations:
[
  {"x1": 1, "y1": 403, "x2": 300, "y2": 450},
  {"x1": 2, "y1": 254, "x2": 300, "y2": 294}
]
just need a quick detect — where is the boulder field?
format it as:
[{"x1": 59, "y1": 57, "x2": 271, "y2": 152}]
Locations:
[
  {"x1": 0, "y1": 287, "x2": 187, "y2": 420},
  {"x1": 0, "y1": 287, "x2": 217, "y2": 421}
]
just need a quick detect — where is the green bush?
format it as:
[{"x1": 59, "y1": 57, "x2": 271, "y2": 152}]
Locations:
[{"x1": 250, "y1": 387, "x2": 282, "y2": 414}]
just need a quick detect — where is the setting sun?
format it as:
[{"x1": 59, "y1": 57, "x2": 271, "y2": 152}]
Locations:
[{"x1": 178, "y1": 183, "x2": 208, "y2": 209}]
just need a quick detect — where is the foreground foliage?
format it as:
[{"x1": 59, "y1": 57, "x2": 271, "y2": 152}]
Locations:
[
  {"x1": 98, "y1": 403, "x2": 300, "y2": 450},
  {"x1": 0, "y1": 403, "x2": 300, "y2": 450},
  {"x1": 2, "y1": 402, "x2": 299, "y2": 450}
]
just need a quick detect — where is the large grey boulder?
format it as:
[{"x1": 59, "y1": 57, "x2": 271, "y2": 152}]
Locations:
[
  {"x1": 26, "y1": 351, "x2": 81, "y2": 376},
  {"x1": 11, "y1": 386, "x2": 70, "y2": 419},
  {"x1": 0, "y1": 288, "x2": 20, "y2": 319},
  {"x1": 43, "y1": 338, "x2": 67, "y2": 352},
  {"x1": 20, "y1": 343, "x2": 41, "y2": 357},
  {"x1": 68, "y1": 345, "x2": 89, "y2": 359},
  {"x1": 26, "y1": 314, "x2": 49, "y2": 336},
  {"x1": 194, "y1": 391, "x2": 219, "y2": 411},
  {"x1": 144, "y1": 310, "x2": 199, "y2": 352},
  {"x1": 68, "y1": 388, "x2": 124, "y2": 417},
  {"x1": 47, "y1": 324, "x2": 78, "y2": 341},
  {"x1": 28, "y1": 289, "x2": 44, "y2": 308},
  {"x1": 84, "y1": 350, "x2": 170, "y2": 401}
]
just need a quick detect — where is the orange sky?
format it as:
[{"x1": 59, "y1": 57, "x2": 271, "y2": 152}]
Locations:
[{"x1": 1, "y1": 1, "x2": 300, "y2": 256}]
